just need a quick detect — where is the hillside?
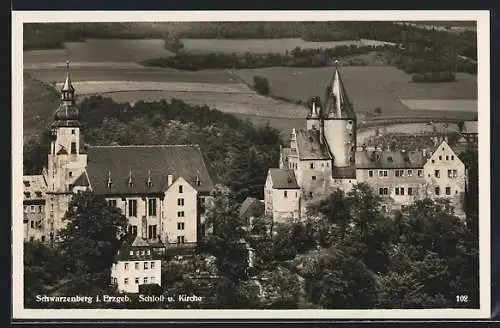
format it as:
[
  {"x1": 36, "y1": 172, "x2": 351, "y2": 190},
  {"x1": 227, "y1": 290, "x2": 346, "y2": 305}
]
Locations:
[{"x1": 23, "y1": 73, "x2": 59, "y2": 141}]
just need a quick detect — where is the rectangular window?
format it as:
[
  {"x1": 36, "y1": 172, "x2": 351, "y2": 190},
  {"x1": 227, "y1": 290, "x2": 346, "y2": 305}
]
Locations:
[
  {"x1": 383, "y1": 188, "x2": 388, "y2": 195},
  {"x1": 135, "y1": 277, "x2": 139, "y2": 284},
  {"x1": 148, "y1": 198, "x2": 157, "y2": 216},
  {"x1": 435, "y1": 187, "x2": 440, "y2": 195},
  {"x1": 128, "y1": 225, "x2": 138, "y2": 235},
  {"x1": 144, "y1": 262, "x2": 148, "y2": 270},
  {"x1": 128, "y1": 199, "x2": 137, "y2": 217},
  {"x1": 178, "y1": 185, "x2": 183, "y2": 193},
  {"x1": 108, "y1": 199, "x2": 117, "y2": 208},
  {"x1": 418, "y1": 169, "x2": 423, "y2": 177},
  {"x1": 453, "y1": 170, "x2": 458, "y2": 178},
  {"x1": 177, "y1": 222, "x2": 185, "y2": 230},
  {"x1": 38, "y1": 205, "x2": 43, "y2": 212},
  {"x1": 379, "y1": 188, "x2": 384, "y2": 195},
  {"x1": 401, "y1": 188, "x2": 405, "y2": 196},
  {"x1": 124, "y1": 278, "x2": 129, "y2": 285},
  {"x1": 151, "y1": 262, "x2": 155, "y2": 269},
  {"x1": 68, "y1": 171, "x2": 73, "y2": 177},
  {"x1": 451, "y1": 155, "x2": 455, "y2": 160},
  {"x1": 124, "y1": 262, "x2": 129, "y2": 270},
  {"x1": 446, "y1": 187, "x2": 451, "y2": 195},
  {"x1": 30, "y1": 221, "x2": 34, "y2": 228},
  {"x1": 446, "y1": 155, "x2": 449, "y2": 160},
  {"x1": 135, "y1": 262, "x2": 139, "y2": 270},
  {"x1": 177, "y1": 198, "x2": 184, "y2": 206},
  {"x1": 434, "y1": 170, "x2": 440, "y2": 178},
  {"x1": 408, "y1": 187, "x2": 413, "y2": 196},
  {"x1": 383, "y1": 170, "x2": 388, "y2": 177},
  {"x1": 148, "y1": 225, "x2": 157, "y2": 239},
  {"x1": 448, "y1": 169, "x2": 452, "y2": 178},
  {"x1": 284, "y1": 191, "x2": 288, "y2": 198},
  {"x1": 312, "y1": 176, "x2": 317, "y2": 180},
  {"x1": 177, "y1": 211, "x2": 185, "y2": 218},
  {"x1": 378, "y1": 170, "x2": 383, "y2": 177},
  {"x1": 70, "y1": 142, "x2": 77, "y2": 154},
  {"x1": 368, "y1": 170, "x2": 373, "y2": 177},
  {"x1": 439, "y1": 155, "x2": 442, "y2": 160},
  {"x1": 177, "y1": 236, "x2": 185, "y2": 244},
  {"x1": 310, "y1": 163, "x2": 314, "y2": 169},
  {"x1": 407, "y1": 170, "x2": 413, "y2": 177},
  {"x1": 144, "y1": 277, "x2": 148, "y2": 284},
  {"x1": 395, "y1": 188, "x2": 400, "y2": 195}
]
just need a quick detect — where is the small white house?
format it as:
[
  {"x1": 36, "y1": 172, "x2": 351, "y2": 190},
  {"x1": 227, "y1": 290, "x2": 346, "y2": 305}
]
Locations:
[{"x1": 111, "y1": 234, "x2": 164, "y2": 294}]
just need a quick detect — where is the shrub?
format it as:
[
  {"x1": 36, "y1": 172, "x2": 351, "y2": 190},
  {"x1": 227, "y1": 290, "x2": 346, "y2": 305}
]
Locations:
[
  {"x1": 253, "y1": 76, "x2": 270, "y2": 95},
  {"x1": 411, "y1": 71, "x2": 456, "y2": 83}
]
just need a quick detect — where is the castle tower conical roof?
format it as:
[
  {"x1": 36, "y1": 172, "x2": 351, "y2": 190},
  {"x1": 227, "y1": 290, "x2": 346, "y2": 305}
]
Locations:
[{"x1": 324, "y1": 61, "x2": 355, "y2": 119}]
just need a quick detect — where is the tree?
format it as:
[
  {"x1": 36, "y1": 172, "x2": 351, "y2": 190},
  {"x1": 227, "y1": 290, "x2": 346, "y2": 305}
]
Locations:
[
  {"x1": 253, "y1": 75, "x2": 270, "y2": 95},
  {"x1": 203, "y1": 185, "x2": 249, "y2": 282},
  {"x1": 303, "y1": 248, "x2": 378, "y2": 309},
  {"x1": 57, "y1": 192, "x2": 127, "y2": 292},
  {"x1": 24, "y1": 241, "x2": 67, "y2": 307}
]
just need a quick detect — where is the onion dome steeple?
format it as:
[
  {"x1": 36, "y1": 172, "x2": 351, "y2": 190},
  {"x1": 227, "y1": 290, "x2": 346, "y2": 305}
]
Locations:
[{"x1": 52, "y1": 59, "x2": 80, "y2": 127}]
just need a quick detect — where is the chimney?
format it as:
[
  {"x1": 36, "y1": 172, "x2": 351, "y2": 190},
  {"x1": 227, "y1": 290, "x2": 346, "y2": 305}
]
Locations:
[{"x1": 167, "y1": 174, "x2": 173, "y2": 186}]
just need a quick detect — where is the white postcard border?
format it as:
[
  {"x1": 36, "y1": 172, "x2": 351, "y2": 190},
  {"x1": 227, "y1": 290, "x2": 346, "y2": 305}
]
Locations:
[{"x1": 12, "y1": 10, "x2": 491, "y2": 320}]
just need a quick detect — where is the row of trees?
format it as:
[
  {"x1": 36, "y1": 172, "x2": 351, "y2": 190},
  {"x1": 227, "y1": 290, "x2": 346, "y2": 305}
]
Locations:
[{"x1": 141, "y1": 44, "x2": 392, "y2": 70}]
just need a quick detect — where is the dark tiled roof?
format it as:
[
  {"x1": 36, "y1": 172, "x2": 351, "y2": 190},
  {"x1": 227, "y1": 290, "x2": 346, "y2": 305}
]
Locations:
[
  {"x1": 71, "y1": 171, "x2": 90, "y2": 187},
  {"x1": 116, "y1": 234, "x2": 165, "y2": 261},
  {"x1": 323, "y1": 66, "x2": 355, "y2": 119},
  {"x1": 86, "y1": 145, "x2": 214, "y2": 195},
  {"x1": 355, "y1": 150, "x2": 425, "y2": 169},
  {"x1": 268, "y1": 169, "x2": 300, "y2": 189},
  {"x1": 332, "y1": 166, "x2": 357, "y2": 179},
  {"x1": 295, "y1": 129, "x2": 331, "y2": 160},
  {"x1": 239, "y1": 197, "x2": 265, "y2": 219}
]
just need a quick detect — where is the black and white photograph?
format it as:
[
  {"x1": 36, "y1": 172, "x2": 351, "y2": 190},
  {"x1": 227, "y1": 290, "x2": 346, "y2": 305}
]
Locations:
[{"x1": 12, "y1": 11, "x2": 490, "y2": 320}]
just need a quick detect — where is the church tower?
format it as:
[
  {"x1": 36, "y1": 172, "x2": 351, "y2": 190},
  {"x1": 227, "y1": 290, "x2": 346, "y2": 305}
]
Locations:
[
  {"x1": 45, "y1": 61, "x2": 88, "y2": 242},
  {"x1": 47, "y1": 60, "x2": 88, "y2": 193},
  {"x1": 322, "y1": 62, "x2": 356, "y2": 168}
]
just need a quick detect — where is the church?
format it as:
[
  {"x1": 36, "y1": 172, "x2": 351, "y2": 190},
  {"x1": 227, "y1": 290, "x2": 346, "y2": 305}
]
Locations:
[
  {"x1": 265, "y1": 65, "x2": 467, "y2": 222},
  {"x1": 23, "y1": 65, "x2": 215, "y2": 245}
]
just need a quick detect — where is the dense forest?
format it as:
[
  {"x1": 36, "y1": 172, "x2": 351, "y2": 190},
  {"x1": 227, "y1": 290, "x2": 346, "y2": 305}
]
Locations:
[{"x1": 23, "y1": 96, "x2": 281, "y2": 203}]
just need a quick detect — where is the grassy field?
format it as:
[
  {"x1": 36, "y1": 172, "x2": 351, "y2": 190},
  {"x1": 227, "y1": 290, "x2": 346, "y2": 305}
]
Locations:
[
  {"x1": 179, "y1": 38, "x2": 395, "y2": 54},
  {"x1": 55, "y1": 81, "x2": 255, "y2": 95},
  {"x1": 97, "y1": 90, "x2": 308, "y2": 118},
  {"x1": 25, "y1": 67, "x2": 239, "y2": 84},
  {"x1": 234, "y1": 66, "x2": 477, "y2": 116},
  {"x1": 23, "y1": 74, "x2": 60, "y2": 140},
  {"x1": 24, "y1": 39, "x2": 175, "y2": 64}
]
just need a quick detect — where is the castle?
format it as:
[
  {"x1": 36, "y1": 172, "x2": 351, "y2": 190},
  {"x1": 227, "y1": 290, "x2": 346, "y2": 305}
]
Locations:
[
  {"x1": 23, "y1": 64, "x2": 214, "y2": 246},
  {"x1": 265, "y1": 65, "x2": 467, "y2": 222}
]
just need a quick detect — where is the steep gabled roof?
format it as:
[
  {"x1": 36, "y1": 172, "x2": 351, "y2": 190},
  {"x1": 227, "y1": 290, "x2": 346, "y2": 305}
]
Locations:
[
  {"x1": 355, "y1": 149, "x2": 425, "y2": 169},
  {"x1": 239, "y1": 197, "x2": 265, "y2": 219},
  {"x1": 268, "y1": 168, "x2": 300, "y2": 189},
  {"x1": 85, "y1": 145, "x2": 214, "y2": 195},
  {"x1": 463, "y1": 121, "x2": 478, "y2": 135},
  {"x1": 295, "y1": 129, "x2": 331, "y2": 160}
]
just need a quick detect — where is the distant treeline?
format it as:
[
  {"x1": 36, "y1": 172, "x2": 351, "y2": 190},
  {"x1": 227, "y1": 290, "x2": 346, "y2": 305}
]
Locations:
[{"x1": 141, "y1": 44, "x2": 393, "y2": 70}]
